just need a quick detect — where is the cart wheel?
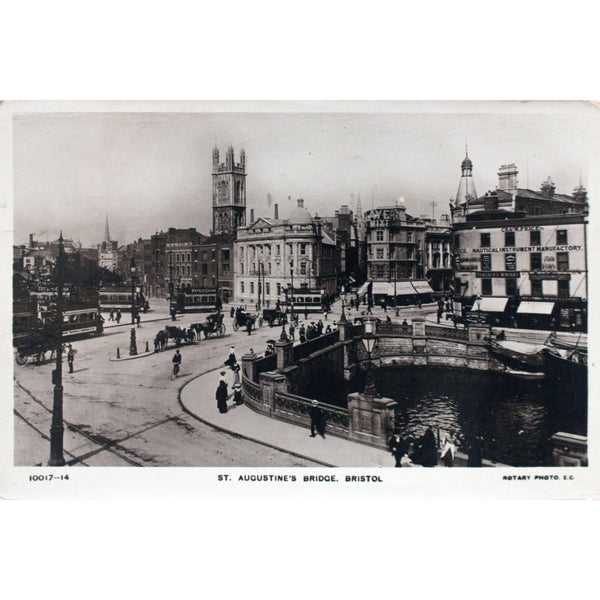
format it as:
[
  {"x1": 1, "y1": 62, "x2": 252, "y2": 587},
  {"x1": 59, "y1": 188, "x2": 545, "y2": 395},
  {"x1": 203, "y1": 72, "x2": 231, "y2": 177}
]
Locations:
[
  {"x1": 34, "y1": 352, "x2": 45, "y2": 364},
  {"x1": 16, "y1": 351, "x2": 28, "y2": 365},
  {"x1": 219, "y1": 324, "x2": 226, "y2": 336},
  {"x1": 233, "y1": 321, "x2": 239, "y2": 332}
]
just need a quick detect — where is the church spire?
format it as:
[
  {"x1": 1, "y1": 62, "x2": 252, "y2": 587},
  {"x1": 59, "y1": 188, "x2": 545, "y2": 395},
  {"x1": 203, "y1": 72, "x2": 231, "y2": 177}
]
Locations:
[{"x1": 104, "y1": 215, "x2": 111, "y2": 242}]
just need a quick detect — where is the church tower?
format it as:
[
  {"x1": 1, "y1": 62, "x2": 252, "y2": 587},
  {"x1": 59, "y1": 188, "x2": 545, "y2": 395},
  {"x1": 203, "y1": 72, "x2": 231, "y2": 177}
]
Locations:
[{"x1": 212, "y1": 146, "x2": 247, "y2": 236}]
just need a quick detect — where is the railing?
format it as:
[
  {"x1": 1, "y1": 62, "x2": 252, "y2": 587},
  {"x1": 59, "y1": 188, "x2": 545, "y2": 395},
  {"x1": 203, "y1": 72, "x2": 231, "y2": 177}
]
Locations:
[
  {"x1": 242, "y1": 376, "x2": 264, "y2": 404},
  {"x1": 293, "y1": 330, "x2": 340, "y2": 361},
  {"x1": 275, "y1": 391, "x2": 350, "y2": 436},
  {"x1": 425, "y1": 325, "x2": 469, "y2": 341},
  {"x1": 377, "y1": 322, "x2": 413, "y2": 336}
]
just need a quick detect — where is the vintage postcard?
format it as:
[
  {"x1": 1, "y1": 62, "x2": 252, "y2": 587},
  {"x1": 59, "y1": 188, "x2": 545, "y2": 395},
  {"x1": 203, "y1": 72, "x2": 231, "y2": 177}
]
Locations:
[{"x1": 1, "y1": 100, "x2": 598, "y2": 499}]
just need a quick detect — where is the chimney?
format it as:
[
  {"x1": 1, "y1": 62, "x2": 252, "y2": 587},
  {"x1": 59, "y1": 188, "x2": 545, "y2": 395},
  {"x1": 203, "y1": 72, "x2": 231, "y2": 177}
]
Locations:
[
  {"x1": 29, "y1": 233, "x2": 34, "y2": 248},
  {"x1": 274, "y1": 204, "x2": 279, "y2": 220},
  {"x1": 250, "y1": 209, "x2": 255, "y2": 223},
  {"x1": 297, "y1": 198, "x2": 304, "y2": 208}
]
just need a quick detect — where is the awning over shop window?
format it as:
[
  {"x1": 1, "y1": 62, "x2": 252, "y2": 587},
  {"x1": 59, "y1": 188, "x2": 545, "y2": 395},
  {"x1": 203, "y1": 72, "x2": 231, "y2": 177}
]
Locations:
[
  {"x1": 470, "y1": 297, "x2": 509, "y2": 312},
  {"x1": 516, "y1": 301, "x2": 555, "y2": 315},
  {"x1": 357, "y1": 281, "x2": 434, "y2": 297}
]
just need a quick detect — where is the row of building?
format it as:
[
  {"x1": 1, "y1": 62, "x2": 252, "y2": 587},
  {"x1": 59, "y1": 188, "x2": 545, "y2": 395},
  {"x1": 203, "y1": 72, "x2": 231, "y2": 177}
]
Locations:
[{"x1": 14, "y1": 146, "x2": 589, "y2": 329}]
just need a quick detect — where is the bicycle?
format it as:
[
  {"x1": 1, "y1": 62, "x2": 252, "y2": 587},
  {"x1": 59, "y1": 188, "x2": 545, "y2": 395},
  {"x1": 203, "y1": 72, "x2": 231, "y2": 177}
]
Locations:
[{"x1": 171, "y1": 363, "x2": 180, "y2": 380}]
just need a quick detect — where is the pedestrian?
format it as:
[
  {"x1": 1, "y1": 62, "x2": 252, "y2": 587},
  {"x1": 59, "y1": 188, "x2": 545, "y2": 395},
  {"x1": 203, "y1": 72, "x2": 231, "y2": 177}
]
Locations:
[
  {"x1": 230, "y1": 306, "x2": 235, "y2": 318},
  {"x1": 437, "y1": 306, "x2": 443, "y2": 324},
  {"x1": 224, "y1": 345, "x2": 237, "y2": 369},
  {"x1": 388, "y1": 431, "x2": 407, "y2": 467},
  {"x1": 299, "y1": 325, "x2": 306, "y2": 344},
  {"x1": 402, "y1": 319, "x2": 409, "y2": 326},
  {"x1": 440, "y1": 435, "x2": 456, "y2": 467},
  {"x1": 171, "y1": 307, "x2": 177, "y2": 321},
  {"x1": 418, "y1": 428, "x2": 438, "y2": 467},
  {"x1": 108, "y1": 309, "x2": 114, "y2": 322},
  {"x1": 233, "y1": 382, "x2": 243, "y2": 405},
  {"x1": 366, "y1": 302, "x2": 373, "y2": 315},
  {"x1": 172, "y1": 349, "x2": 182, "y2": 377},
  {"x1": 309, "y1": 399, "x2": 326, "y2": 439},
  {"x1": 216, "y1": 375, "x2": 228, "y2": 414},
  {"x1": 324, "y1": 309, "x2": 328, "y2": 320},
  {"x1": 136, "y1": 313, "x2": 141, "y2": 328},
  {"x1": 67, "y1": 344, "x2": 75, "y2": 373},
  {"x1": 232, "y1": 363, "x2": 241, "y2": 386},
  {"x1": 246, "y1": 318, "x2": 252, "y2": 336},
  {"x1": 325, "y1": 324, "x2": 332, "y2": 334},
  {"x1": 116, "y1": 310, "x2": 122, "y2": 324},
  {"x1": 467, "y1": 434, "x2": 483, "y2": 468},
  {"x1": 304, "y1": 306, "x2": 309, "y2": 321},
  {"x1": 289, "y1": 323, "x2": 295, "y2": 341}
]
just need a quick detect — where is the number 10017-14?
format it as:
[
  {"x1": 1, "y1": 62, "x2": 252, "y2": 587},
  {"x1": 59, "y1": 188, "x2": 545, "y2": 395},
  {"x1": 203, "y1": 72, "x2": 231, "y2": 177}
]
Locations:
[{"x1": 29, "y1": 474, "x2": 69, "y2": 481}]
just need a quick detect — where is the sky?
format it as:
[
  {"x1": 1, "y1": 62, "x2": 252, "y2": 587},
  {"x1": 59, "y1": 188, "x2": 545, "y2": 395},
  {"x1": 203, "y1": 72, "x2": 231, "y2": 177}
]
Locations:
[{"x1": 12, "y1": 102, "x2": 600, "y2": 248}]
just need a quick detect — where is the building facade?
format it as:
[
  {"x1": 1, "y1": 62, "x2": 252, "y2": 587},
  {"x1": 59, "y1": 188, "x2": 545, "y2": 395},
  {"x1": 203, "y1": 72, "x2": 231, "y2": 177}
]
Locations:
[
  {"x1": 234, "y1": 199, "x2": 337, "y2": 308},
  {"x1": 451, "y1": 159, "x2": 588, "y2": 330}
]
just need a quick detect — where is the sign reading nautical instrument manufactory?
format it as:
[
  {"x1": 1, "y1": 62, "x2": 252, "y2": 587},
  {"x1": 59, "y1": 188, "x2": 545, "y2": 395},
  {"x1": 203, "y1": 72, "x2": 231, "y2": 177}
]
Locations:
[
  {"x1": 475, "y1": 271, "x2": 520, "y2": 278},
  {"x1": 529, "y1": 272, "x2": 571, "y2": 281}
]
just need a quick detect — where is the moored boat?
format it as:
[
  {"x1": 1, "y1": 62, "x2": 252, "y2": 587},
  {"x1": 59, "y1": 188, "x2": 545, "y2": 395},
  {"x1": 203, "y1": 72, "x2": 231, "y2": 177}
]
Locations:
[
  {"x1": 543, "y1": 347, "x2": 587, "y2": 383},
  {"x1": 490, "y1": 340, "x2": 546, "y2": 371}
]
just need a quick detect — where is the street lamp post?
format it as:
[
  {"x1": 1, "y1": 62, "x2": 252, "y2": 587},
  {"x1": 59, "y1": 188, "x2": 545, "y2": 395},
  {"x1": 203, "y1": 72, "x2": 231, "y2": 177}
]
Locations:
[
  {"x1": 476, "y1": 294, "x2": 482, "y2": 324},
  {"x1": 130, "y1": 256, "x2": 137, "y2": 324},
  {"x1": 289, "y1": 258, "x2": 295, "y2": 322},
  {"x1": 339, "y1": 284, "x2": 347, "y2": 323},
  {"x1": 48, "y1": 232, "x2": 66, "y2": 466},
  {"x1": 361, "y1": 316, "x2": 378, "y2": 396}
]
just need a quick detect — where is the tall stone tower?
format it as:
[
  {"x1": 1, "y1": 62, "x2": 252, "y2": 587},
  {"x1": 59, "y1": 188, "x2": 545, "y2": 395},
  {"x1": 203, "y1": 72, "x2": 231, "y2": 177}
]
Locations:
[{"x1": 212, "y1": 146, "x2": 247, "y2": 236}]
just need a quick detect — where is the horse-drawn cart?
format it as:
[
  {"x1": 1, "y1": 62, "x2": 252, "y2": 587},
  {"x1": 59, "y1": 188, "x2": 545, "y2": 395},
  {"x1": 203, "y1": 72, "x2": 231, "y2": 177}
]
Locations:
[
  {"x1": 192, "y1": 312, "x2": 226, "y2": 339},
  {"x1": 232, "y1": 308, "x2": 258, "y2": 332}
]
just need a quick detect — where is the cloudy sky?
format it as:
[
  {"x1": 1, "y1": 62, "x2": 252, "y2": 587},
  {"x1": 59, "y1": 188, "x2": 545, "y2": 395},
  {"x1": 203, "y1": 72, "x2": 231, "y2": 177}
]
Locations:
[{"x1": 12, "y1": 101, "x2": 599, "y2": 247}]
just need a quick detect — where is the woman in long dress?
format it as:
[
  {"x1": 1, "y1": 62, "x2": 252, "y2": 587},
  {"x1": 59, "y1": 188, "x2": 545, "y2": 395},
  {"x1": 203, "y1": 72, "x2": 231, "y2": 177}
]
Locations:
[{"x1": 216, "y1": 379, "x2": 228, "y2": 414}]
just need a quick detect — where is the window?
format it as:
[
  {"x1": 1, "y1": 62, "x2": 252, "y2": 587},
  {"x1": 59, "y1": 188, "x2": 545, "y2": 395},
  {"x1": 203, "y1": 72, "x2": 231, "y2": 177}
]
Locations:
[
  {"x1": 187, "y1": 253, "x2": 191, "y2": 262},
  {"x1": 276, "y1": 245, "x2": 280, "y2": 256},
  {"x1": 407, "y1": 232, "x2": 413, "y2": 243},
  {"x1": 266, "y1": 283, "x2": 270, "y2": 295},
  {"x1": 505, "y1": 253, "x2": 516, "y2": 271},
  {"x1": 557, "y1": 252, "x2": 569, "y2": 271},
  {"x1": 481, "y1": 254, "x2": 492, "y2": 271},
  {"x1": 222, "y1": 264, "x2": 229, "y2": 273},
  {"x1": 376, "y1": 230, "x2": 384, "y2": 241},
  {"x1": 300, "y1": 243, "x2": 307, "y2": 255},
  {"x1": 504, "y1": 232, "x2": 515, "y2": 246},
  {"x1": 202, "y1": 251, "x2": 207, "y2": 260},
  {"x1": 240, "y1": 263, "x2": 244, "y2": 275},
  {"x1": 505, "y1": 278, "x2": 518, "y2": 296},
  {"x1": 187, "y1": 266, "x2": 191, "y2": 276},
  {"x1": 268, "y1": 263, "x2": 272, "y2": 274},
  {"x1": 453, "y1": 234, "x2": 460, "y2": 248},
  {"x1": 222, "y1": 249, "x2": 230, "y2": 261},
  {"x1": 480, "y1": 233, "x2": 490, "y2": 247},
  {"x1": 530, "y1": 280, "x2": 542, "y2": 297},
  {"x1": 277, "y1": 283, "x2": 281, "y2": 296},
  {"x1": 556, "y1": 230, "x2": 567, "y2": 245},
  {"x1": 481, "y1": 279, "x2": 492, "y2": 295},
  {"x1": 530, "y1": 253, "x2": 542, "y2": 271},
  {"x1": 376, "y1": 248, "x2": 384, "y2": 259},
  {"x1": 558, "y1": 279, "x2": 570, "y2": 298},
  {"x1": 530, "y1": 231, "x2": 541, "y2": 246},
  {"x1": 250, "y1": 282, "x2": 254, "y2": 294},
  {"x1": 240, "y1": 282, "x2": 244, "y2": 294},
  {"x1": 407, "y1": 248, "x2": 414, "y2": 260},
  {"x1": 300, "y1": 263, "x2": 306, "y2": 275},
  {"x1": 202, "y1": 264, "x2": 207, "y2": 275}
]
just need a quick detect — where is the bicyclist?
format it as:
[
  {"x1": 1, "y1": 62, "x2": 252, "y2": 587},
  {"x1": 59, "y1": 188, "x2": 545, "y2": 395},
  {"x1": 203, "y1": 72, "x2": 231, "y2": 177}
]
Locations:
[{"x1": 172, "y1": 349, "x2": 182, "y2": 377}]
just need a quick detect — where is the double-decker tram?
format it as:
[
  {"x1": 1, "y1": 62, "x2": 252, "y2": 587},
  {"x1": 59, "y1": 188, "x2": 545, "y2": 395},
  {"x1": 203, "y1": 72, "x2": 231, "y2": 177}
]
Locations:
[
  {"x1": 279, "y1": 288, "x2": 325, "y2": 314},
  {"x1": 99, "y1": 286, "x2": 149, "y2": 313},
  {"x1": 39, "y1": 302, "x2": 104, "y2": 339},
  {"x1": 170, "y1": 287, "x2": 219, "y2": 314}
]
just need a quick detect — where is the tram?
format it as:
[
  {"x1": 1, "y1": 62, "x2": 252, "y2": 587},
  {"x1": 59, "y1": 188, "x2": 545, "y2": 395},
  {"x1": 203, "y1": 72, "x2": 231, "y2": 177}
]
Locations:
[
  {"x1": 279, "y1": 288, "x2": 326, "y2": 314},
  {"x1": 170, "y1": 288, "x2": 219, "y2": 314},
  {"x1": 99, "y1": 287, "x2": 149, "y2": 313}
]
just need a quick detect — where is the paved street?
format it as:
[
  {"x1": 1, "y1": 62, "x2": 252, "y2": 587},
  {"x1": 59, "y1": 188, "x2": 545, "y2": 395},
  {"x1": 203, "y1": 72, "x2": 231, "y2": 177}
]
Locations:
[{"x1": 14, "y1": 299, "x2": 330, "y2": 467}]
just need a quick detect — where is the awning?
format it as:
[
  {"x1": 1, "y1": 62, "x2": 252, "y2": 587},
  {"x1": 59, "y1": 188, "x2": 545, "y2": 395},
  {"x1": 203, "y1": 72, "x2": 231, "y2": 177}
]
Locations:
[
  {"x1": 357, "y1": 280, "x2": 434, "y2": 297},
  {"x1": 516, "y1": 301, "x2": 555, "y2": 315},
  {"x1": 470, "y1": 297, "x2": 509, "y2": 312}
]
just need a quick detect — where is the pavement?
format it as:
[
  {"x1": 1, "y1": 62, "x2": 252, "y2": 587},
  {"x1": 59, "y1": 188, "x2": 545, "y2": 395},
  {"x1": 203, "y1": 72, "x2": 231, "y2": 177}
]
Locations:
[{"x1": 179, "y1": 363, "x2": 394, "y2": 468}]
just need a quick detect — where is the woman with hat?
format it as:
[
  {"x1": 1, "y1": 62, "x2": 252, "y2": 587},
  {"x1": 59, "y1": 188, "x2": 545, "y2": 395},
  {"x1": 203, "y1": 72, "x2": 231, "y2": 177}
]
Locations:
[
  {"x1": 233, "y1": 383, "x2": 243, "y2": 405},
  {"x1": 216, "y1": 372, "x2": 228, "y2": 414}
]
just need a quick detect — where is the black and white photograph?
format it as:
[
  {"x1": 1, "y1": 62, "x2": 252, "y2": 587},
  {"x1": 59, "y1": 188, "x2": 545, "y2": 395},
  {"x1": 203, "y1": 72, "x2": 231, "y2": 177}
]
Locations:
[{"x1": 2, "y1": 101, "x2": 597, "y2": 497}]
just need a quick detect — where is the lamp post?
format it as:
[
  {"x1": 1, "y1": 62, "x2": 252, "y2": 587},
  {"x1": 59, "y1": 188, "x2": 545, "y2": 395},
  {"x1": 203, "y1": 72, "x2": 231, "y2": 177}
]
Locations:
[
  {"x1": 130, "y1": 256, "x2": 137, "y2": 324},
  {"x1": 361, "y1": 316, "x2": 378, "y2": 396},
  {"x1": 476, "y1": 294, "x2": 482, "y2": 324},
  {"x1": 339, "y1": 284, "x2": 347, "y2": 323},
  {"x1": 168, "y1": 252, "x2": 174, "y2": 304},
  {"x1": 289, "y1": 258, "x2": 295, "y2": 321},
  {"x1": 48, "y1": 232, "x2": 66, "y2": 466}
]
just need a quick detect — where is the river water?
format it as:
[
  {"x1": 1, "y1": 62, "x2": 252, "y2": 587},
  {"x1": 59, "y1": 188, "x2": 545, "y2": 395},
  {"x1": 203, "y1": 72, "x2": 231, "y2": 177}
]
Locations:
[{"x1": 306, "y1": 366, "x2": 587, "y2": 467}]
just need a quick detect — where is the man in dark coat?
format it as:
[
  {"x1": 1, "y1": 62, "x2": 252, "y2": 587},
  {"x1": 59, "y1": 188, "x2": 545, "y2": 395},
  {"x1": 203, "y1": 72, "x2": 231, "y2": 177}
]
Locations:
[
  {"x1": 419, "y1": 428, "x2": 439, "y2": 467},
  {"x1": 216, "y1": 375, "x2": 228, "y2": 413},
  {"x1": 67, "y1": 344, "x2": 75, "y2": 373},
  {"x1": 309, "y1": 400, "x2": 326, "y2": 439},
  {"x1": 388, "y1": 431, "x2": 407, "y2": 467}
]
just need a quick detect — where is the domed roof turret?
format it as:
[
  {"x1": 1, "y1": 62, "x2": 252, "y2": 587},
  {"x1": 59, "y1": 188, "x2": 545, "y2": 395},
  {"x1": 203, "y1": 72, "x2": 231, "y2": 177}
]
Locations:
[
  {"x1": 461, "y1": 154, "x2": 473, "y2": 170},
  {"x1": 288, "y1": 198, "x2": 313, "y2": 224}
]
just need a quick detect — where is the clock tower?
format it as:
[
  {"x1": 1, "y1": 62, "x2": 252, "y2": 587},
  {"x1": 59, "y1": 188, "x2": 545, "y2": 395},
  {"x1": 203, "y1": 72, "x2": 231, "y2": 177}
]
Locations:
[{"x1": 212, "y1": 146, "x2": 247, "y2": 236}]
